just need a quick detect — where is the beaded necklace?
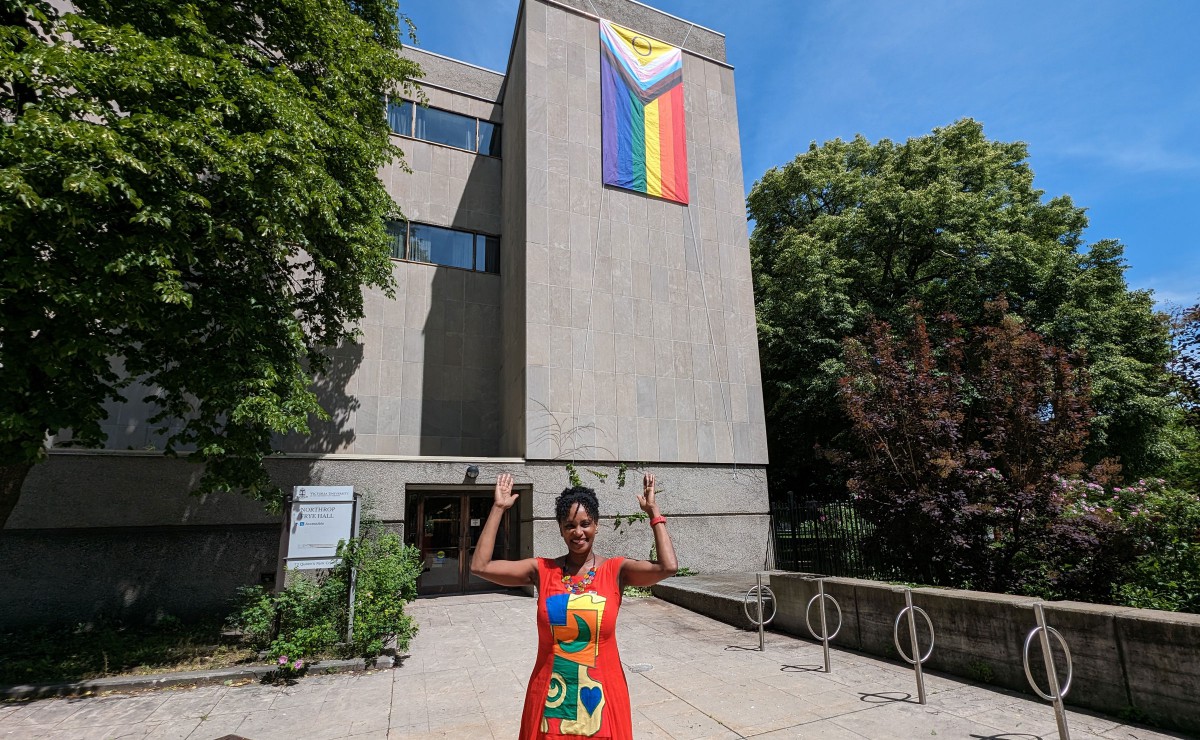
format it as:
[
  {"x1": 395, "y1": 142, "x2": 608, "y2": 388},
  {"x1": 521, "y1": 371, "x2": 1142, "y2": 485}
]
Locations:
[{"x1": 561, "y1": 553, "x2": 597, "y2": 594}]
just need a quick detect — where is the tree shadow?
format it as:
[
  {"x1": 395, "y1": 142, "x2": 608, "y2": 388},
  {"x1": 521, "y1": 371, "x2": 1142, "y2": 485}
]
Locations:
[{"x1": 275, "y1": 340, "x2": 363, "y2": 454}]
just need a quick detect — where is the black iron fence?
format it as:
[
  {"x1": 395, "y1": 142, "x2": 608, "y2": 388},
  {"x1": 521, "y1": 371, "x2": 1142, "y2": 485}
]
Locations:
[{"x1": 769, "y1": 496, "x2": 897, "y2": 580}]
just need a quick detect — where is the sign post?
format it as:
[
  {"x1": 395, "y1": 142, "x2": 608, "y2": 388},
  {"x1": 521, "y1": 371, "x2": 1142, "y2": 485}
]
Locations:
[{"x1": 277, "y1": 486, "x2": 360, "y2": 642}]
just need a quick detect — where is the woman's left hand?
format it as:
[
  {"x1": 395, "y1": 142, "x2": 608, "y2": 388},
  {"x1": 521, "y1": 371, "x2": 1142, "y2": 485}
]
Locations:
[
  {"x1": 637, "y1": 472, "x2": 659, "y2": 516},
  {"x1": 622, "y1": 470, "x2": 677, "y2": 587}
]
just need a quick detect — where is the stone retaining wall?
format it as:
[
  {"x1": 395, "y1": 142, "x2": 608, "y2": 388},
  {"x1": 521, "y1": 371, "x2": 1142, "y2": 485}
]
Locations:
[{"x1": 770, "y1": 573, "x2": 1200, "y2": 734}]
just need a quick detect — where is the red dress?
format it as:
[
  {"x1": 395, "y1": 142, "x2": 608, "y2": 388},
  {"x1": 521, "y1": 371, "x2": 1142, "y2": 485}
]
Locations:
[{"x1": 518, "y1": 557, "x2": 633, "y2": 739}]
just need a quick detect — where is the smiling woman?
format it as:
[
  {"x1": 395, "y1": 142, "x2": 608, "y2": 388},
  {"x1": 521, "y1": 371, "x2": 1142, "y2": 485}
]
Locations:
[{"x1": 470, "y1": 472, "x2": 677, "y2": 739}]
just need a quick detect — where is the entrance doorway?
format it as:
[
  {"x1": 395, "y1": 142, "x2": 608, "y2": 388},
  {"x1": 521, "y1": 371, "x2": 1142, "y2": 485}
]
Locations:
[{"x1": 405, "y1": 489, "x2": 520, "y2": 595}]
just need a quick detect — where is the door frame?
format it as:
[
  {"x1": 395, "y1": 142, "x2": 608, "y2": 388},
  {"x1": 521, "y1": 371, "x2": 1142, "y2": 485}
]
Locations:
[{"x1": 406, "y1": 485, "x2": 523, "y2": 595}]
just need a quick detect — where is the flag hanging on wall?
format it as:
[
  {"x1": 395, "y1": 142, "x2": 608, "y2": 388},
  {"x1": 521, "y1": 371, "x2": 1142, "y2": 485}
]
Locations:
[{"x1": 600, "y1": 20, "x2": 689, "y2": 204}]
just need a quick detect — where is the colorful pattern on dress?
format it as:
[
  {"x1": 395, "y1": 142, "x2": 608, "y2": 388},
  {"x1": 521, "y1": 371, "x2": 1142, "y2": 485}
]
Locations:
[
  {"x1": 541, "y1": 592, "x2": 607, "y2": 736},
  {"x1": 599, "y1": 20, "x2": 689, "y2": 204}
]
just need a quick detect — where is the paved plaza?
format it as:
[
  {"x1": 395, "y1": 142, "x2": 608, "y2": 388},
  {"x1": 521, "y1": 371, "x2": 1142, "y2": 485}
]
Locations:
[{"x1": 0, "y1": 593, "x2": 1188, "y2": 739}]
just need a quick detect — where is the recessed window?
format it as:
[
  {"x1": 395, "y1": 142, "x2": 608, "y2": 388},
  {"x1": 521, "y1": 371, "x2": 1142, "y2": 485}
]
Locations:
[
  {"x1": 415, "y1": 106, "x2": 476, "y2": 151},
  {"x1": 388, "y1": 220, "x2": 499, "y2": 274},
  {"x1": 387, "y1": 100, "x2": 413, "y2": 140},
  {"x1": 478, "y1": 120, "x2": 501, "y2": 157},
  {"x1": 386, "y1": 99, "x2": 500, "y2": 157}
]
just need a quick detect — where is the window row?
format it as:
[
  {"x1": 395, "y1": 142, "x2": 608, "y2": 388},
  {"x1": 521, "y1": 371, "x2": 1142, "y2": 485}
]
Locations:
[
  {"x1": 387, "y1": 99, "x2": 501, "y2": 157},
  {"x1": 387, "y1": 220, "x2": 500, "y2": 274}
]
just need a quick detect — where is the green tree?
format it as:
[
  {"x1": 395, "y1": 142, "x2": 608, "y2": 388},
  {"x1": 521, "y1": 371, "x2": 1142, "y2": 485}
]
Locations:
[
  {"x1": 1169, "y1": 302, "x2": 1200, "y2": 424},
  {"x1": 0, "y1": 0, "x2": 420, "y2": 525},
  {"x1": 749, "y1": 119, "x2": 1174, "y2": 495},
  {"x1": 1165, "y1": 301, "x2": 1200, "y2": 490}
]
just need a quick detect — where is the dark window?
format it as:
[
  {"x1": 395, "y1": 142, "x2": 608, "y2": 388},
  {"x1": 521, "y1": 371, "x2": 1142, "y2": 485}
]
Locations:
[
  {"x1": 389, "y1": 220, "x2": 499, "y2": 274},
  {"x1": 475, "y1": 234, "x2": 500, "y2": 273},
  {"x1": 415, "y1": 106, "x2": 476, "y2": 151},
  {"x1": 387, "y1": 99, "x2": 414, "y2": 137},
  {"x1": 388, "y1": 98, "x2": 500, "y2": 157},
  {"x1": 478, "y1": 120, "x2": 501, "y2": 157}
]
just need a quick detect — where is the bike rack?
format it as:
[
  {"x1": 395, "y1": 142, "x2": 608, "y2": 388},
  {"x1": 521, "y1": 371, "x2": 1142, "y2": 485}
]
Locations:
[
  {"x1": 1022, "y1": 602, "x2": 1074, "y2": 740},
  {"x1": 892, "y1": 588, "x2": 934, "y2": 704},
  {"x1": 743, "y1": 572, "x2": 777, "y2": 651},
  {"x1": 805, "y1": 578, "x2": 842, "y2": 673}
]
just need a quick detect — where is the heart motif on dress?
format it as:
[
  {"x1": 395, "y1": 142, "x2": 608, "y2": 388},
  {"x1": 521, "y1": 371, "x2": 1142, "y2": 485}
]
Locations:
[{"x1": 580, "y1": 685, "x2": 602, "y2": 715}]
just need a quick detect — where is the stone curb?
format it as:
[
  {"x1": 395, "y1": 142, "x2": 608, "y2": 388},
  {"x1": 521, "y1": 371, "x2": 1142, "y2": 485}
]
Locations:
[{"x1": 0, "y1": 656, "x2": 397, "y2": 701}]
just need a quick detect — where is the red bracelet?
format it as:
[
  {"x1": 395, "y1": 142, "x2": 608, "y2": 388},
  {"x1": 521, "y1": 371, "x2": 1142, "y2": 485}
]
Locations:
[{"x1": 649, "y1": 515, "x2": 667, "y2": 527}]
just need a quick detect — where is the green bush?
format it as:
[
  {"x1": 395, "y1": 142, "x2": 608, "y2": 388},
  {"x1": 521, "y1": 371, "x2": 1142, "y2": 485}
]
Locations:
[
  {"x1": 1115, "y1": 482, "x2": 1200, "y2": 613},
  {"x1": 226, "y1": 530, "x2": 421, "y2": 661},
  {"x1": 337, "y1": 531, "x2": 422, "y2": 657},
  {"x1": 1053, "y1": 476, "x2": 1200, "y2": 613}
]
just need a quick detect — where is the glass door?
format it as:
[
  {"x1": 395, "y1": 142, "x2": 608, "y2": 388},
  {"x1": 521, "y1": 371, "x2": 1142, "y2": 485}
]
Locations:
[
  {"x1": 465, "y1": 495, "x2": 514, "y2": 592},
  {"x1": 417, "y1": 495, "x2": 462, "y2": 595},
  {"x1": 408, "y1": 490, "x2": 521, "y2": 595}
]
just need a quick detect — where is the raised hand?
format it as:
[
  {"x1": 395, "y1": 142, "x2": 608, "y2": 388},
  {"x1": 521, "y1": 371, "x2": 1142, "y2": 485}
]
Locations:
[
  {"x1": 493, "y1": 472, "x2": 517, "y2": 510},
  {"x1": 637, "y1": 472, "x2": 659, "y2": 516}
]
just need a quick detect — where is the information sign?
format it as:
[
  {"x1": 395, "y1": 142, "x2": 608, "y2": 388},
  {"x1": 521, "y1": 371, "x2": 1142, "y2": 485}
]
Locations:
[
  {"x1": 276, "y1": 485, "x2": 362, "y2": 639},
  {"x1": 287, "y1": 503, "x2": 354, "y2": 560},
  {"x1": 281, "y1": 487, "x2": 358, "y2": 569}
]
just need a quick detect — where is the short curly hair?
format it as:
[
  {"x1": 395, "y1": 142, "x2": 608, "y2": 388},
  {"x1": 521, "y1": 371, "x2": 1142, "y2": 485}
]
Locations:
[{"x1": 555, "y1": 486, "x2": 599, "y2": 524}]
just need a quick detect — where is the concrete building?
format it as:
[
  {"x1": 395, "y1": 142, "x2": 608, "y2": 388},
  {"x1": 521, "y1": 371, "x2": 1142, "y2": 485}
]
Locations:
[{"x1": 2, "y1": 0, "x2": 769, "y2": 624}]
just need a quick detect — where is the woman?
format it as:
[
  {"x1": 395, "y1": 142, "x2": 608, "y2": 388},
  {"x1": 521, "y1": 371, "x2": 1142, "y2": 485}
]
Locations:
[{"x1": 470, "y1": 471, "x2": 678, "y2": 739}]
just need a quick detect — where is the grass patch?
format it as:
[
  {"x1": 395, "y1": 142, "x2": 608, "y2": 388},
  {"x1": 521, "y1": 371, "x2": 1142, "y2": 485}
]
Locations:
[{"x1": 0, "y1": 619, "x2": 261, "y2": 686}]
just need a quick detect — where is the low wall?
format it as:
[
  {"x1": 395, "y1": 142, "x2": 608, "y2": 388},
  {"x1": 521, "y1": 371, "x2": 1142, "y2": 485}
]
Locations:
[
  {"x1": 0, "y1": 526, "x2": 278, "y2": 627},
  {"x1": 771, "y1": 574, "x2": 1200, "y2": 734}
]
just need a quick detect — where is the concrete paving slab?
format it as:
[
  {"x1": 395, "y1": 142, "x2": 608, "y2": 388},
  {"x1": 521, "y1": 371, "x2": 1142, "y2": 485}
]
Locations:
[
  {"x1": 142, "y1": 687, "x2": 227, "y2": 723},
  {"x1": 1, "y1": 593, "x2": 1191, "y2": 740},
  {"x1": 142, "y1": 718, "x2": 205, "y2": 740}
]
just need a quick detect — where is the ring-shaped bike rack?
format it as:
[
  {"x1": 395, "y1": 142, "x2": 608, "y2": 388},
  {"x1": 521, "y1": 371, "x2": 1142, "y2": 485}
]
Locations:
[
  {"x1": 1023, "y1": 624, "x2": 1074, "y2": 701},
  {"x1": 1022, "y1": 602, "x2": 1075, "y2": 740},
  {"x1": 892, "y1": 606, "x2": 935, "y2": 665},
  {"x1": 743, "y1": 584, "x2": 777, "y2": 627},
  {"x1": 805, "y1": 580, "x2": 842, "y2": 672},
  {"x1": 805, "y1": 593, "x2": 843, "y2": 641},
  {"x1": 743, "y1": 573, "x2": 776, "y2": 651},
  {"x1": 892, "y1": 588, "x2": 935, "y2": 704}
]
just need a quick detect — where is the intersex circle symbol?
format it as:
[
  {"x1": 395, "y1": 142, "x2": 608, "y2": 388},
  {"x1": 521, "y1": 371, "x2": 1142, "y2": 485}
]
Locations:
[
  {"x1": 631, "y1": 36, "x2": 653, "y2": 56},
  {"x1": 1022, "y1": 626, "x2": 1074, "y2": 701},
  {"x1": 805, "y1": 593, "x2": 843, "y2": 641},
  {"x1": 743, "y1": 584, "x2": 777, "y2": 626},
  {"x1": 892, "y1": 606, "x2": 935, "y2": 664}
]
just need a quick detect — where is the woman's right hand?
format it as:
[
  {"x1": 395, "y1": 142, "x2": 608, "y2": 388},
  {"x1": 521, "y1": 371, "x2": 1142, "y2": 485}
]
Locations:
[{"x1": 493, "y1": 472, "x2": 517, "y2": 509}]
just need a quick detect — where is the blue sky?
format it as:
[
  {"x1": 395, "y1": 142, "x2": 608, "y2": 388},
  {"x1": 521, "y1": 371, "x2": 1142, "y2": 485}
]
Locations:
[{"x1": 403, "y1": 0, "x2": 1200, "y2": 308}]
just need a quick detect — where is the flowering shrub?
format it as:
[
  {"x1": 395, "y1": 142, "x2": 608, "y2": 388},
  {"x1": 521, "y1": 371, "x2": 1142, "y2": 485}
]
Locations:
[
  {"x1": 1029, "y1": 476, "x2": 1200, "y2": 612},
  {"x1": 273, "y1": 655, "x2": 307, "y2": 681}
]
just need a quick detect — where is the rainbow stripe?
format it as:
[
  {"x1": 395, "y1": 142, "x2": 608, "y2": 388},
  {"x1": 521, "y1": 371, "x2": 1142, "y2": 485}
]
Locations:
[{"x1": 600, "y1": 21, "x2": 689, "y2": 204}]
